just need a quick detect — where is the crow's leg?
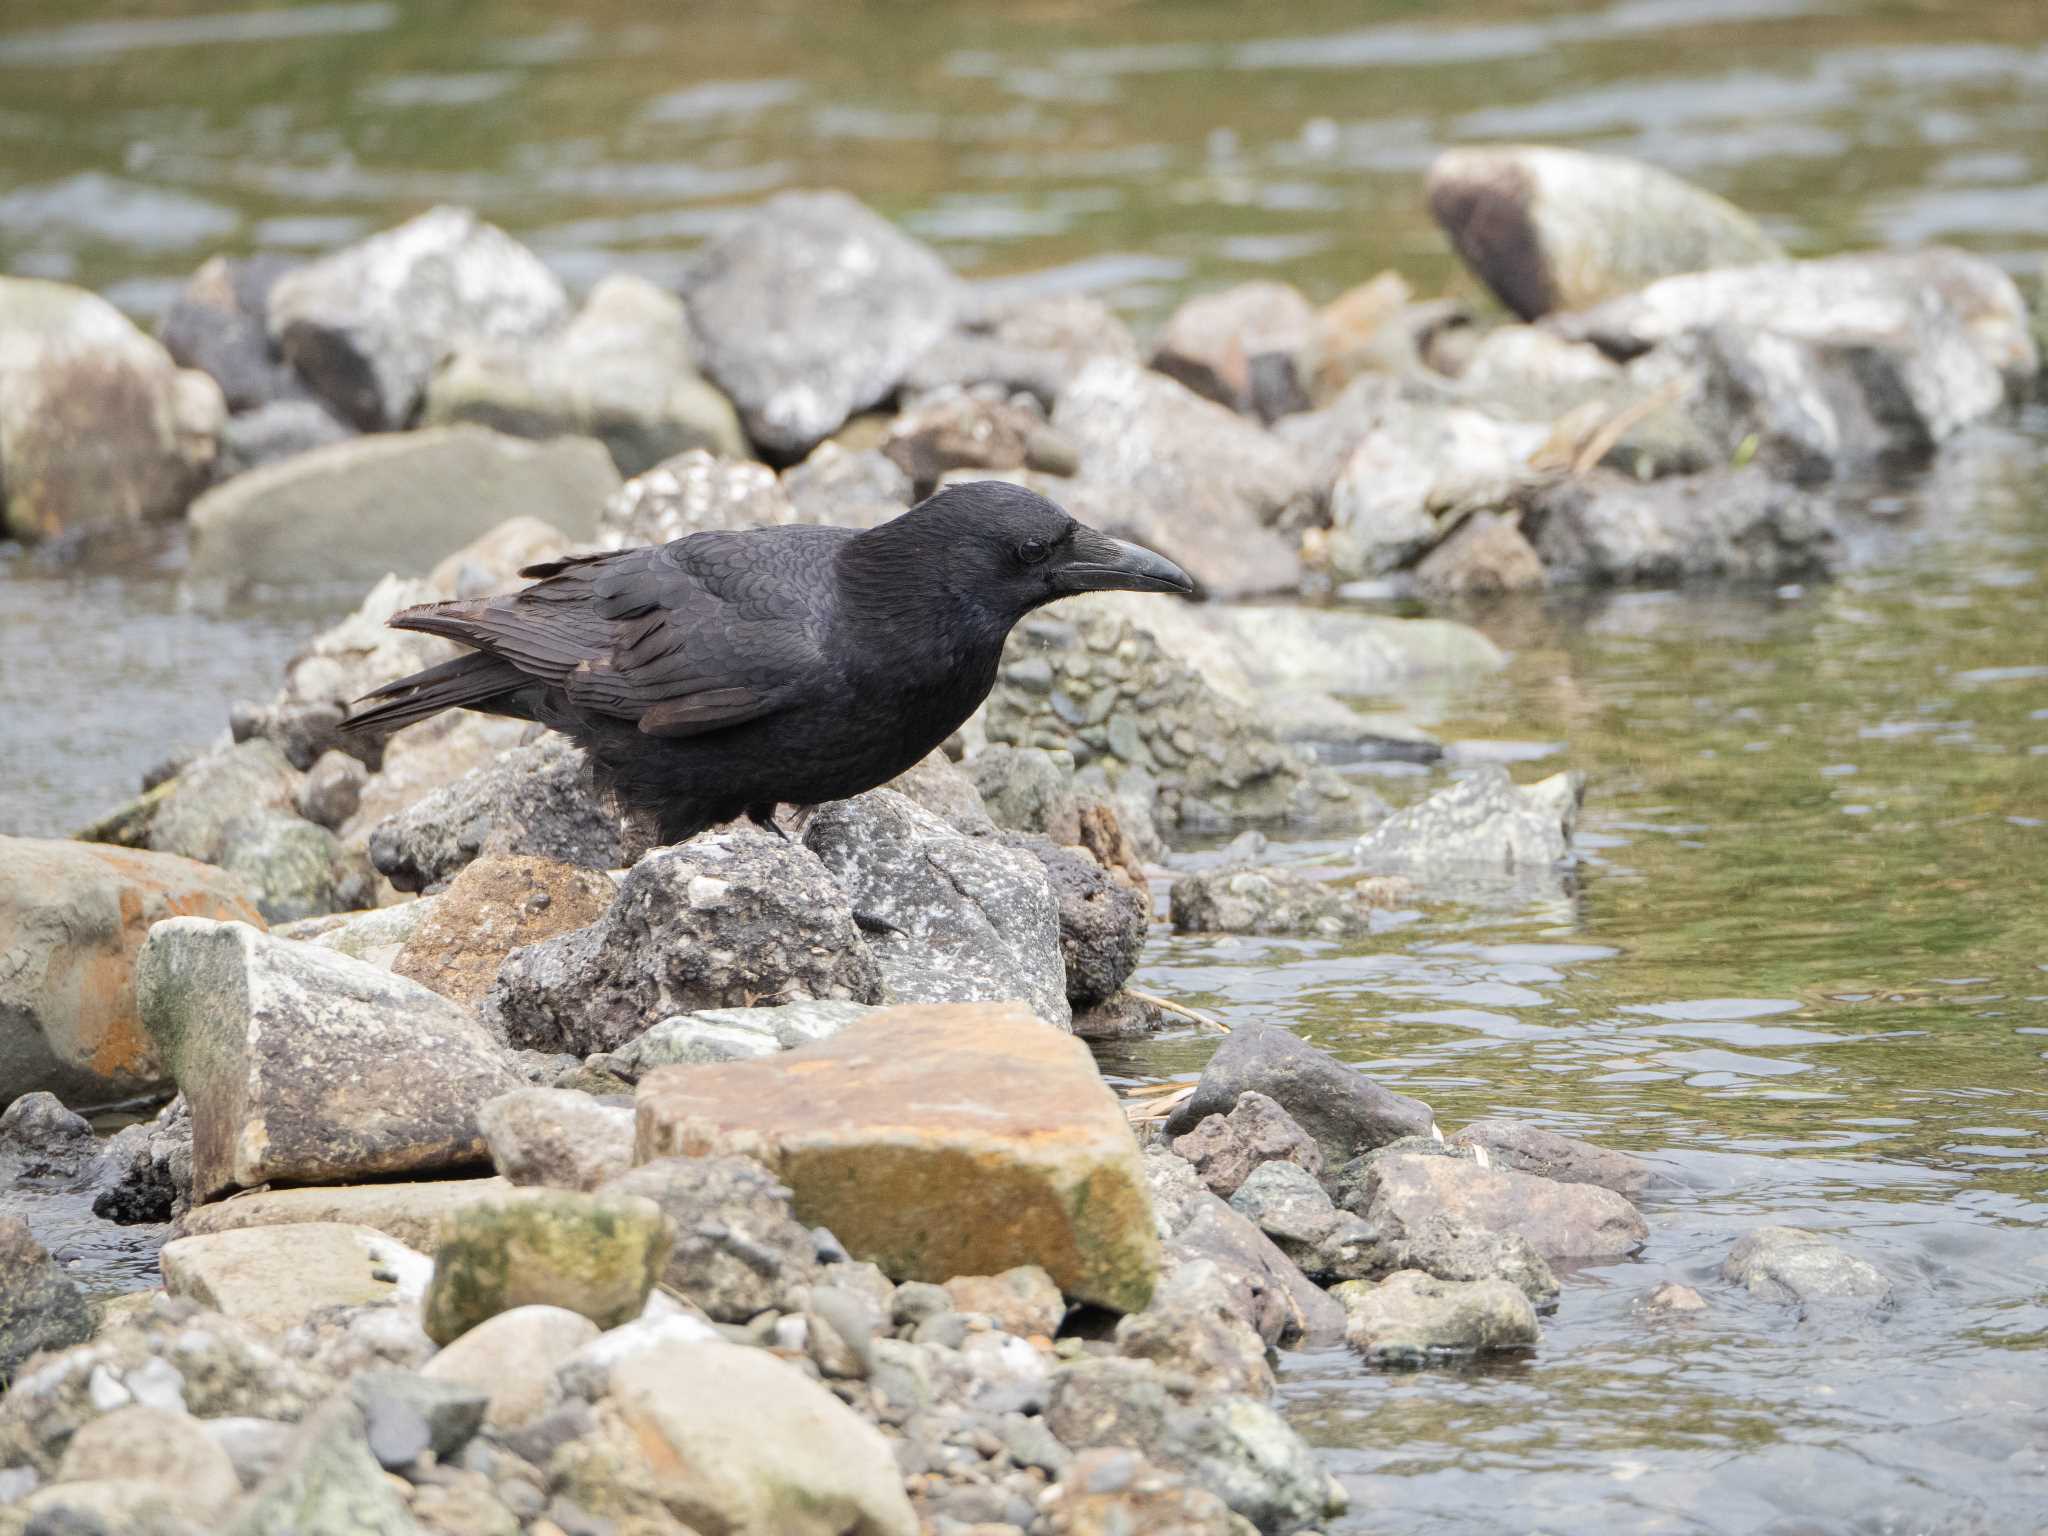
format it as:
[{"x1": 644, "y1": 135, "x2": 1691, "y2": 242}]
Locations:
[{"x1": 744, "y1": 802, "x2": 787, "y2": 840}]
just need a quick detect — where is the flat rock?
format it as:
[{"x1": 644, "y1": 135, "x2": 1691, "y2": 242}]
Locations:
[
  {"x1": 0, "y1": 1215, "x2": 93, "y2": 1380},
  {"x1": 599, "y1": 999, "x2": 880, "y2": 1078},
  {"x1": 1049, "y1": 358, "x2": 1310, "y2": 598},
  {"x1": 1449, "y1": 1119, "x2": 1662, "y2": 1197},
  {"x1": 0, "y1": 836, "x2": 261, "y2": 1106},
  {"x1": 1171, "y1": 865, "x2": 1415, "y2": 937},
  {"x1": 636, "y1": 1002, "x2": 1160, "y2": 1313},
  {"x1": 172, "y1": 1177, "x2": 513, "y2": 1254},
  {"x1": 1164, "y1": 1023, "x2": 1432, "y2": 1169},
  {"x1": 1353, "y1": 1150, "x2": 1647, "y2": 1264},
  {"x1": 1722, "y1": 1226, "x2": 1893, "y2": 1310},
  {"x1": 1353, "y1": 766, "x2": 1583, "y2": 900},
  {"x1": 884, "y1": 385, "x2": 1077, "y2": 491},
  {"x1": 157, "y1": 1223, "x2": 427, "y2": 1334},
  {"x1": 420, "y1": 1304, "x2": 598, "y2": 1426},
  {"x1": 392, "y1": 853, "x2": 617, "y2": 1006},
  {"x1": 1428, "y1": 145, "x2": 1783, "y2": 320},
  {"x1": 803, "y1": 789, "x2": 1070, "y2": 1030},
  {"x1": 491, "y1": 832, "x2": 882, "y2": 1056},
  {"x1": 683, "y1": 190, "x2": 965, "y2": 457},
  {"x1": 187, "y1": 425, "x2": 615, "y2": 589},
  {"x1": 1334, "y1": 1269, "x2": 1540, "y2": 1366},
  {"x1": 477, "y1": 1088, "x2": 635, "y2": 1191},
  {"x1": 599, "y1": 1155, "x2": 821, "y2": 1322},
  {"x1": 137, "y1": 918, "x2": 523, "y2": 1200},
  {"x1": 268, "y1": 204, "x2": 569, "y2": 430}
]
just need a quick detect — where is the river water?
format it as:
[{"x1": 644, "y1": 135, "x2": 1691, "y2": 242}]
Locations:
[{"x1": 2, "y1": 3, "x2": 2045, "y2": 1532}]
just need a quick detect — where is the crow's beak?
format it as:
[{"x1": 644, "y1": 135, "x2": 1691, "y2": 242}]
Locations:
[{"x1": 1054, "y1": 527, "x2": 1196, "y2": 596}]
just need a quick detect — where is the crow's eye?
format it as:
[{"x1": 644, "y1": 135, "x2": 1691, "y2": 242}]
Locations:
[{"x1": 1017, "y1": 539, "x2": 1051, "y2": 566}]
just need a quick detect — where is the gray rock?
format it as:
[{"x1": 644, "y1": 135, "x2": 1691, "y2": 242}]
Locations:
[
  {"x1": 1641, "y1": 1281, "x2": 1708, "y2": 1315},
  {"x1": 137, "y1": 917, "x2": 523, "y2": 1201},
  {"x1": 424, "y1": 272, "x2": 745, "y2": 475},
  {"x1": 368, "y1": 736, "x2": 630, "y2": 894},
  {"x1": 683, "y1": 190, "x2": 965, "y2": 456},
  {"x1": 0, "y1": 1214, "x2": 93, "y2": 1380},
  {"x1": 1369, "y1": 1214, "x2": 1560, "y2": 1312},
  {"x1": 1170, "y1": 1091, "x2": 1324, "y2": 1200},
  {"x1": 349, "y1": 1369, "x2": 488, "y2": 1465},
  {"x1": 187, "y1": 425, "x2": 615, "y2": 590},
  {"x1": 1519, "y1": 466, "x2": 1839, "y2": 587},
  {"x1": 1044, "y1": 1358, "x2": 1345, "y2": 1535},
  {"x1": 1722, "y1": 1226, "x2": 1893, "y2": 1311},
  {"x1": 491, "y1": 831, "x2": 881, "y2": 1056},
  {"x1": 268, "y1": 205, "x2": 569, "y2": 431},
  {"x1": 1348, "y1": 1150, "x2": 1647, "y2": 1265},
  {"x1": 296, "y1": 750, "x2": 368, "y2": 830},
  {"x1": 1226, "y1": 1161, "x2": 1380, "y2": 1283},
  {"x1": 92, "y1": 1095, "x2": 195, "y2": 1224},
  {"x1": 1004, "y1": 834, "x2": 1146, "y2": 1008},
  {"x1": 884, "y1": 384, "x2": 1078, "y2": 490},
  {"x1": 1333, "y1": 1269, "x2": 1541, "y2": 1366},
  {"x1": 1428, "y1": 145, "x2": 1783, "y2": 320},
  {"x1": 203, "y1": 1416, "x2": 297, "y2": 1489},
  {"x1": 1164, "y1": 1024, "x2": 1433, "y2": 1169},
  {"x1": 1114, "y1": 1260, "x2": 1275, "y2": 1400},
  {"x1": 599, "y1": 999, "x2": 880, "y2": 1078},
  {"x1": 1171, "y1": 865, "x2": 1416, "y2": 937},
  {"x1": 1352, "y1": 766, "x2": 1582, "y2": 901},
  {"x1": 1043, "y1": 1448, "x2": 1243, "y2": 1535},
  {"x1": 969, "y1": 745, "x2": 1082, "y2": 842},
  {"x1": 883, "y1": 750, "x2": 997, "y2": 836},
  {"x1": 1448, "y1": 1119, "x2": 1662, "y2": 1197},
  {"x1": 0, "y1": 276, "x2": 219, "y2": 542},
  {"x1": 477, "y1": 1088, "x2": 635, "y2": 1191},
  {"x1": 783, "y1": 441, "x2": 915, "y2": 529},
  {"x1": 1049, "y1": 359, "x2": 1310, "y2": 598},
  {"x1": 903, "y1": 292, "x2": 1139, "y2": 410},
  {"x1": 213, "y1": 398, "x2": 356, "y2": 480},
  {"x1": 0, "y1": 1090, "x2": 94, "y2": 1174},
  {"x1": 419, "y1": 1304, "x2": 597, "y2": 1430},
  {"x1": 158, "y1": 254, "x2": 311, "y2": 413},
  {"x1": 596, "y1": 446, "x2": 798, "y2": 547},
  {"x1": 1412, "y1": 509, "x2": 1550, "y2": 599},
  {"x1": 1151, "y1": 281, "x2": 1316, "y2": 419},
  {"x1": 226, "y1": 1397, "x2": 417, "y2": 1536},
  {"x1": 802, "y1": 790, "x2": 1069, "y2": 1030}
]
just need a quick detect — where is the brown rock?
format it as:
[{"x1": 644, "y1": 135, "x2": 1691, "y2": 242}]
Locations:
[
  {"x1": 942, "y1": 1265, "x2": 1066, "y2": 1337},
  {"x1": 1150, "y1": 281, "x2": 1316, "y2": 417},
  {"x1": 636, "y1": 1002, "x2": 1160, "y2": 1312},
  {"x1": 0, "y1": 837, "x2": 262, "y2": 1106},
  {"x1": 1356, "y1": 1151, "x2": 1648, "y2": 1264},
  {"x1": 1170, "y1": 1091, "x2": 1324, "y2": 1199},
  {"x1": 1448, "y1": 1119, "x2": 1661, "y2": 1197},
  {"x1": 1412, "y1": 511, "x2": 1548, "y2": 600},
  {"x1": 393, "y1": 854, "x2": 617, "y2": 1006}
]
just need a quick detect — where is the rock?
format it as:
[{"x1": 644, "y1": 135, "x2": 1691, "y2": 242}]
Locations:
[
  {"x1": 391, "y1": 854, "x2": 617, "y2": 1006},
  {"x1": 268, "y1": 205, "x2": 569, "y2": 430},
  {"x1": 598, "y1": 1155, "x2": 820, "y2": 1322},
  {"x1": 1642, "y1": 1281, "x2": 1708, "y2": 1314},
  {"x1": 941, "y1": 1267, "x2": 1066, "y2": 1338},
  {"x1": 171, "y1": 1177, "x2": 513, "y2": 1254},
  {"x1": 213, "y1": 397, "x2": 357, "y2": 481},
  {"x1": 8, "y1": 1478, "x2": 207, "y2": 1535},
  {"x1": 883, "y1": 750, "x2": 997, "y2": 835},
  {"x1": 1041, "y1": 1448, "x2": 1246, "y2": 1536},
  {"x1": 296, "y1": 751, "x2": 369, "y2": 830},
  {"x1": 1322, "y1": 401, "x2": 1545, "y2": 579},
  {"x1": 1170, "y1": 865, "x2": 1415, "y2": 937},
  {"x1": 1413, "y1": 509, "x2": 1548, "y2": 599},
  {"x1": 91, "y1": 1096, "x2": 195, "y2": 1224},
  {"x1": 1049, "y1": 359, "x2": 1309, "y2": 598},
  {"x1": 1003, "y1": 835, "x2": 1146, "y2": 1009},
  {"x1": 606, "y1": 1335, "x2": 919, "y2": 1534},
  {"x1": 637, "y1": 1002, "x2": 1160, "y2": 1313},
  {"x1": 599, "y1": 999, "x2": 880, "y2": 1078},
  {"x1": 0, "y1": 276, "x2": 218, "y2": 542},
  {"x1": 424, "y1": 272, "x2": 744, "y2": 475},
  {"x1": 420, "y1": 1305, "x2": 599, "y2": 1427},
  {"x1": 1334, "y1": 1269, "x2": 1540, "y2": 1366},
  {"x1": 186, "y1": 426, "x2": 615, "y2": 590},
  {"x1": 426, "y1": 513, "x2": 573, "y2": 598},
  {"x1": 1164, "y1": 1024, "x2": 1432, "y2": 1170},
  {"x1": 289, "y1": 901, "x2": 436, "y2": 968},
  {"x1": 420, "y1": 1187, "x2": 670, "y2": 1343},
  {"x1": 1452, "y1": 323, "x2": 1629, "y2": 420},
  {"x1": 683, "y1": 190, "x2": 965, "y2": 457},
  {"x1": 0, "y1": 1215, "x2": 93, "y2": 1380},
  {"x1": 157, "y1": 254, "x2": 311, "y2": 413},
  {"x1": 1169, "y1": 1092, "x2": 1324, "y2": 1200},
  {"x1": 350, "y1": 1369, "x2": 489, "y2": 1468},
  {"x1": 1368, "y1": 1215, "x2": 1561, "y2": 1312},
  {"x1": 1448, "y1": 1119, "x2": 1661, "y2": 1197},
  {"x1": 157, "y1": 1223, "x2": 427, "y2": 1334},
  {"x1": 1722, "y1": 1226, "x2": 1893, "y2": 1310},
  {"x1": 904, "y1": 292, "x2": 1140, "y2": 409},
  {"x1": 1428, "y1": 145, "x2": 1784, "y2": 320},
  {"x1": 137, "y1": 917, "x2": 523, "y2": 1200},
  {"x1": 56, "y1": 1404, "x2": 242, "y2": 1518},
  {"x1": 1517, "y1": 464, "x2": 1839, "y2": 586},
  {"x1": 883, "y1": 385, "x2": 1078, "y2": 491},
  {"x1": 1225, "y1": 1161, "x2": 1380, "y2": 1283},
  {"x1": 225, "y1": 1396, "x2": 417, "y2": 1536},
  {"x1": 804, "y1": 790, "x2": 1069, "y2": 1028},
  {"x1": 476, "y1": 1089, "x2": 634, "y2": 1191},
  {"x1": 596, "y1": 446, "x2": 798, "y2": 547},
  {"x1": 968, "y1": 746, "x2": 1081, "y2": 842},
  {"x1": 1113, "y1": 1261, "x2": 1275, "y2": 1400},
  {"x1": 491, "y1": 832, "x2": 881, "y2": 1056},
  {"x1": 1349, "y1": 1150, "x2": 1647, "y2": 1264},
  {"x1": 1150, "y1": 281, "x2": 1316, "y2": 419},
  {"x1": 1044, "y1": 1358, "x2": 1344, "y2": 1535},
  {"x1": 1352, "y1": 766, "x2": 1582, "y2": 899},
  {"x1": 0, "y1": 1092, "x2": 94, "y2": 1178},
  {"x1": 782, "y1": 441, "x2": 915, "y2": 529},
  {"x1": 0, "y1": 837, "x2": 262, "y2": 1106},
  {"x1": 368, "y1": 737, "x2": 631, "y2": 895}
]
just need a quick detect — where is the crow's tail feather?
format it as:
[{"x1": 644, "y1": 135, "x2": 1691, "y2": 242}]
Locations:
[{"x1": 340, "y1": 651, "x2": 531, "y2": 736}]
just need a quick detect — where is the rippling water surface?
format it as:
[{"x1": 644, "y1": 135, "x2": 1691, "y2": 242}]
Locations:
[{"x1": 1, "y1": 4, "x2": 2044, "y2": 1531}]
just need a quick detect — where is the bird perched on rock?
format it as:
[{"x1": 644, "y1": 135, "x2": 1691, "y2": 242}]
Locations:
[{"x1": 344, "y1": 481, "x2": 1192, "y2": 842}]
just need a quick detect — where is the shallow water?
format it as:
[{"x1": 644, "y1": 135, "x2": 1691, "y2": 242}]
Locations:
[{"x1": 1, "y1": 2, "x2": 2045, "y2": 1530}]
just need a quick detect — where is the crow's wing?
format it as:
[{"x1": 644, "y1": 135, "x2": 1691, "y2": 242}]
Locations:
[{"x1": 388, "y1": 529, "x2": 848, "y2": 739}]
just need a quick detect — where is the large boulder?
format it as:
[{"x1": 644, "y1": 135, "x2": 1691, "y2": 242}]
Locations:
[
  {"x1": 1427, "y1": 145, "x2": 1784, "y2": 320},
  {"x1": 156, "y1": 253, "x2": 312, "y2": 413},
  {"x1": 682, "y1": 190, "x2": 965, "y2": 457},
  {"x1": 391, "y1": 853, "x2": 618, "y2": 1006},
  {"x1": 137, "y1": 918, "x2": 523, "y2": 1200},
  {"x1": 637, "y1": 1003, "x2": 1160, "y2": 1313},
  {"x1": 1353, "y1": 766, "x2": 1583, "y2": 901},
  {"x1": 423, "y1": 272, "x2": 746, "y2": 474},
  {"x1": 1048, "y1": 358, "x2": 1311, "y2": 598},
  {"x1": 802, "y1": 789, "x2": 1070, "y2": 1029},
  {"x1": 266, "y1": 205, "x2": 569, "y2": 430},
  {"x1": 0, "y1": 837, "x2": 261, "y2": 1106},
  {"x1": 1348, "y1": 1149, "x2": 1648, "y2": 1264},
  {"x1": 0, "y1": 276, "x2": 220, "y2": 541},
  {"x1": 186, "y1": 426, "x2": 615, "y2": 589},
  {"x1": 491, "y1": 832, "x2": 882, "y2": 1056}
]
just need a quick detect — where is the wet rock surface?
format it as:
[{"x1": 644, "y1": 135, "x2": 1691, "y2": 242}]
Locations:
[
  {"x1": 1334, "y1": 1269, "x2": 1542, "y2": 1366},
  {"x1": 1353, "y1": 765, "x2": 1583, "y2": 901},
  {"x1": 1171, "y1": 864, "x2": 1415, "y2": 936},
  {"x1": 1347, "y1": 1149, "x2": 1649, "y2": 1265},
  {"x1": 1722, "y1": 1226, "x2": 1894, "y2": 1312}
]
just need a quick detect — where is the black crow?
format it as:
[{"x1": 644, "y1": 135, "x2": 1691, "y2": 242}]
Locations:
[{"x1": 343, "y1": 480, "x2": 1192, "y2": 842}]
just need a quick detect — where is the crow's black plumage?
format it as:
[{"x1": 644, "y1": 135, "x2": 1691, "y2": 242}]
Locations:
[{"x1": 343, "y1": 481, "x2": 1193, "y2": 842}]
